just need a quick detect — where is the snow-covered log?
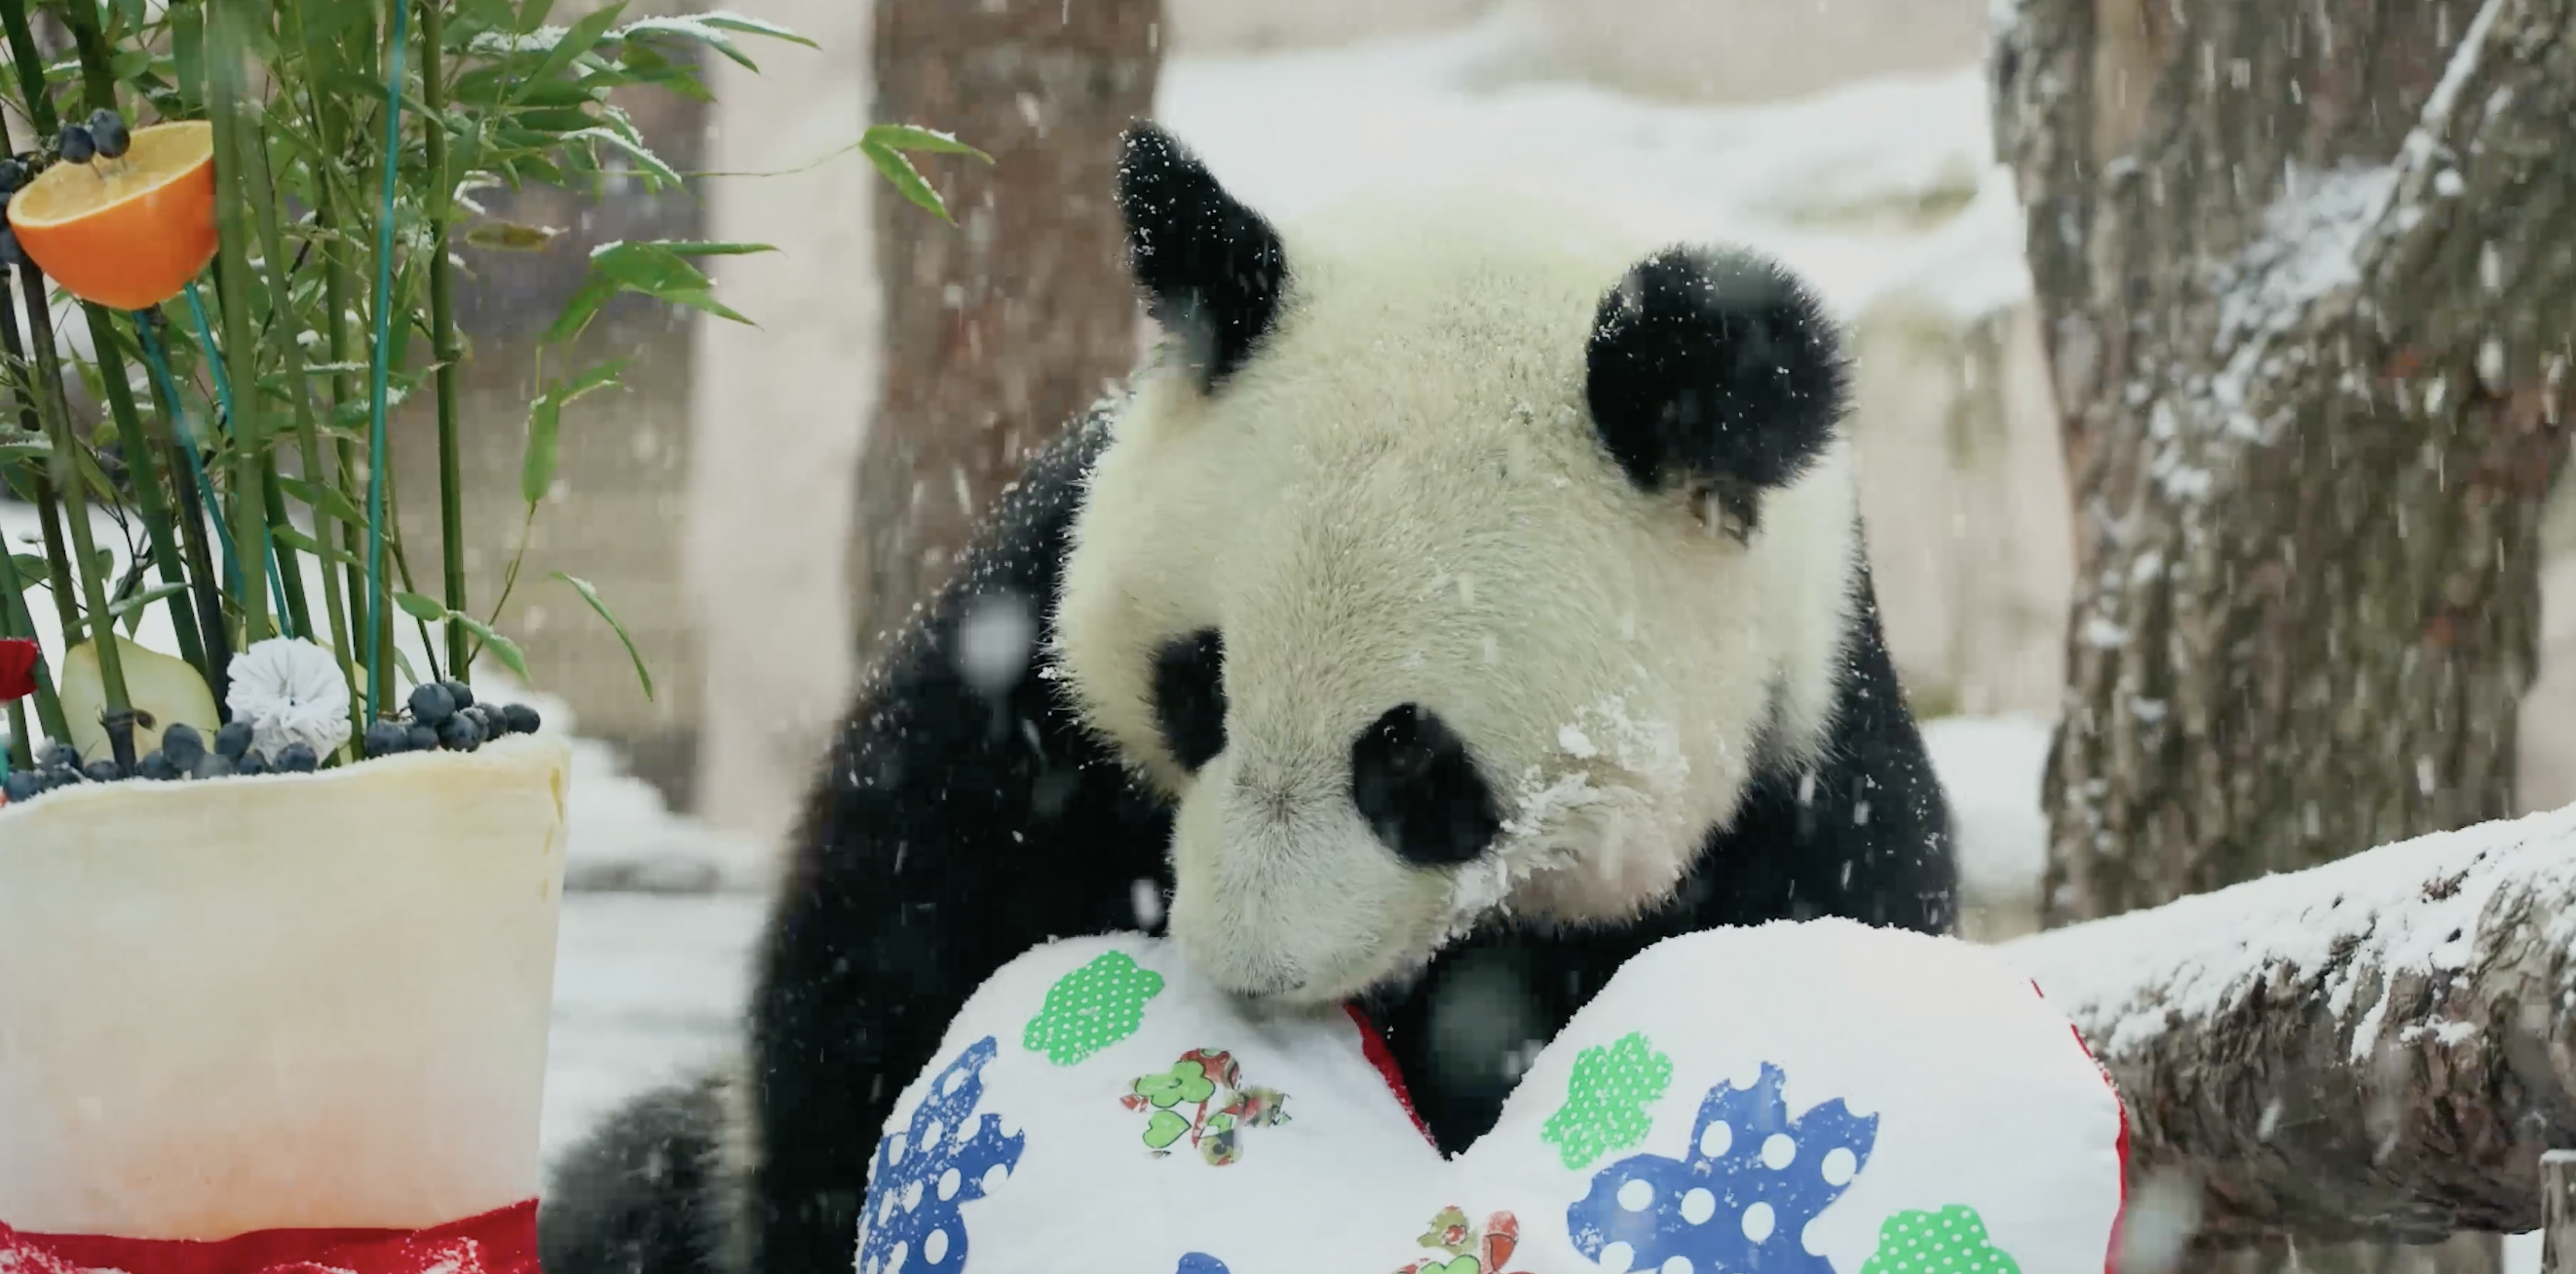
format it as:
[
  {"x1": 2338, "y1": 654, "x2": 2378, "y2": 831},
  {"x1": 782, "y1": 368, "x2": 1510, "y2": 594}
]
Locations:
[{"x1": 2003, "y1": 806, "x2": 2576, "y2": 1247}]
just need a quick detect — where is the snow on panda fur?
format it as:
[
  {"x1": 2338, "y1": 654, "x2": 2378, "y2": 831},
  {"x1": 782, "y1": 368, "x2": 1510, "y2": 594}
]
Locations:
[{"x1": 538, "y1": 123, "x2": 1956, "y2": 1274}]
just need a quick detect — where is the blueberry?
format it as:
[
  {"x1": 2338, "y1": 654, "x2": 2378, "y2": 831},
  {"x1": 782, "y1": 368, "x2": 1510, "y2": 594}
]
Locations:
[
  {"x1": 502, "y1": 703, "x2": 543, "y2": 735},
  {"x1": 407, "y1": 681, "x2": 456, "y2": 726},
  {"x1": 82, "y1": 758, "x2": 122, "y2": 783},
  {"x1": 87, "y1": 108, "x2": 128, "y2": 161},
  {"x1": 364, "y1": 719, "x2": 411, "y2": 758},
  {"x1": 38, "y1": 742, "x2": 77, "y2": 770},
  {"x1": 160, "y1": 723, "x2": 207, "y2": 768},
  {"x1": 408, "y1": 723, "x2": 439, "y2": 752},
  {"x1": 41, "y1": 764, "x2": 79, "y2": 788},
  {"x1": 440, "y1": 679, "x2": 475, "y2": 711},
  {"x1": 438, "y1": 713, "x2": 483, "y2": 753},
  {"x1": 0, "y1": 158, "x2": 25, "y2": 192},
  {"x1": 4, "y1": 770, "x2": 40, "y2": 803},
  {"x1": 57, "y1": 124, "x2": 94, "y2": 165},
  {"x1": 214, "y1": 720, "x2": 254, "y2": 759},
  {"x1": 136, "y1": 750, "x2": 178, "y2": 780},
  {"x1": 460, "y1": 704, "x2": 497, "y2": 738},
  {"x1": 274, "y1": 742, "x2": 319, "y2": 773},
  {"x1": 0, "y1": 227, "x2": 24, "y2": 271},
  {"x1": 235, "y1": 749, "x2": 269, "y2": 776}
]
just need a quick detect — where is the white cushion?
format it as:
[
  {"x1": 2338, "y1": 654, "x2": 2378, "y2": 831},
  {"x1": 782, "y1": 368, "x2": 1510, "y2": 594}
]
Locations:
[{"x1": 854, "y1": 918, "x2": 2126, "y2": 1274}]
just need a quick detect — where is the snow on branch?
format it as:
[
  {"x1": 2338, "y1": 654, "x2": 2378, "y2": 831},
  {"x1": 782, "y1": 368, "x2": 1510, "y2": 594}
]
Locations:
[{"x1": 2004, "y1": 805, "x2": 2576, "y2": 1246}]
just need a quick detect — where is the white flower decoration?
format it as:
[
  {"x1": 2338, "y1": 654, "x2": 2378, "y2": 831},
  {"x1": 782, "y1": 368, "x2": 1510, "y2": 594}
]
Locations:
[{"x1": 225, "y1": 637, "x2": 353, "y2": 760}]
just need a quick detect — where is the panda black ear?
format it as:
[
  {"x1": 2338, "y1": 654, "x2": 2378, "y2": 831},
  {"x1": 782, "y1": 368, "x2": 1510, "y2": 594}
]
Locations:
[
  {"x1": 1116, "y1": 121, "x2": 1287, "y2": 393},
  {"x1": 1584, "y1": 245, "x2": 1847, "y2": 539}
]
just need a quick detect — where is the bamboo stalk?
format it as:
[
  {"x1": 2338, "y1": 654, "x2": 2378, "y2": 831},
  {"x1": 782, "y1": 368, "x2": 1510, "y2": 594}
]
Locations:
[
  {"x1": 418, "y1": 0, "x2": 468, "y2": 683},
  {"x1": 360, "y1": 0, "x2": 415, "y2": 718},
  {"x1": 201, "y1": 0, "x2": 269, "y2": 650},
  {"x1": 0, "y1": 0, "x2": 136, "y2": 765},
  {"x1": 286, "y1": 0, "x2": 376, "y2": 702},
  {"x1": 52, "y1": 9, "x2": 214, "y2": 677},
  {"x1": 134, "y1": 315, "x2": 235, "y2": 710},
  {"x1": 85, "y1": 309, "x2": 206, "y2": 673},
  {"x1": 235, "y1": 92, "x2": 358, "y2": 739},
  {"x1": 0, "y1": 504, "x2": 67, "y2": 746},
  {"x1": 15, "y1": 269, "x2": 137, "y2": 768}
]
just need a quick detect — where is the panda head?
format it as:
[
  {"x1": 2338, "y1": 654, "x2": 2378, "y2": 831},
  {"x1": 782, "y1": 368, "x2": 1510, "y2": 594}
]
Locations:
[{"x1": 1055, "y1": 122, "x2": 1861, "y2": 1008}]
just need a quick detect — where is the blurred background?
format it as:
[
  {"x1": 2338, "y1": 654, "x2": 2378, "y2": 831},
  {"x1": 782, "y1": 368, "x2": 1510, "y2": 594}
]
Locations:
[{"x1": 291, "y1": 0, "x2": 2572, "y2": 1264}]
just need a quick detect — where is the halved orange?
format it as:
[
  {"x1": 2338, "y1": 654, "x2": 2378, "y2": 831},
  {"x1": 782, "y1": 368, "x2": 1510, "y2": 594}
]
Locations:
[{"x1": 7, "y1": 120, "x2": 216, "y2": 311}]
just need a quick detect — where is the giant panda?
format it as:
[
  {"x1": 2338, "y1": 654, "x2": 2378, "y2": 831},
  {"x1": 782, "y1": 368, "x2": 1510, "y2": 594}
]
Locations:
[{"x1": 539, "y1": 121, "x2": 1955, "y2": 1274}]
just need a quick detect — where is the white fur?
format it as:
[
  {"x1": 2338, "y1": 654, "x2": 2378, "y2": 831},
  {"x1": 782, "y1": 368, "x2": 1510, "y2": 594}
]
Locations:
[{"x1": 1054, "y1": 188, "x2": 1860, "y2": 1007}]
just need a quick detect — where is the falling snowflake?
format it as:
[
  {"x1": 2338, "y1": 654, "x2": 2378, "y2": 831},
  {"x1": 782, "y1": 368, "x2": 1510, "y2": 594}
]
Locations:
[
  {"x1": 1566, "y1": 1062, "x2": 1876, "y2": 1274},
  {"x1": 857, "y1": 1036, "x2": 1025, "y2": 1274},
  {"x1": 1024, "y1": 950, "x2": 1165, "y2": 1065},
  {"x1": 1541, "y1": 1031, "x2": 1673, "y2": 1169}
]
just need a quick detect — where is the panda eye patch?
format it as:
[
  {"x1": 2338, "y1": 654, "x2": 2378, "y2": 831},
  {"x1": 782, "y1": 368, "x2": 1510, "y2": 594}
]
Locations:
[
  {"x1": 1151, "y1": 628, "x2": 1227, "y2": 772},
  {"x1": 1351, "y1": 703, "x2": 1500, "y2": 868}
]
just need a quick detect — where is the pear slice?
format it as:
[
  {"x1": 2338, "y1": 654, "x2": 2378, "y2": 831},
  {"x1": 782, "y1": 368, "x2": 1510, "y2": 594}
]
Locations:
[{"x1": 57, "y1": 635, "x2": 220, "y2": 763}]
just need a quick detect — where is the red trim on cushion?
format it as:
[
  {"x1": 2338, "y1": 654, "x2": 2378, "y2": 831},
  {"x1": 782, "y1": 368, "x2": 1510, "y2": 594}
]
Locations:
[
  {"x1": 1344, "y1": 1002, "x2": 1437, "y2": 1148},
  {"x1": 1, "y1": 1199, "x2": 537, "y2": 1274},
  {"x1": 2031, "y1": 978, "x2": 2130, "y2": 1274}
]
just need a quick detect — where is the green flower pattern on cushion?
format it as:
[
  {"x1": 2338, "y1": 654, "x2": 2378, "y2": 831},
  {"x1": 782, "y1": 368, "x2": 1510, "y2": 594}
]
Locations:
[
  {"x1": 1860, "y1": 1205, "x2": 2022, "y2": 1274},
  {"x1": 1540, "y1": 1031, "x2": 1673, "y2": 1169},
  {"x1": 1022, "y1": 950, "x2": 1165, "y2": 1066}
]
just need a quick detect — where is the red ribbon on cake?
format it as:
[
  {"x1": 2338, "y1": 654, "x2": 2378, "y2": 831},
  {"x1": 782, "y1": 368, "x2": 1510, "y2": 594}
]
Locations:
[{"x1": 0, "y1": 1200, "x2": 536, "y2": 1274}]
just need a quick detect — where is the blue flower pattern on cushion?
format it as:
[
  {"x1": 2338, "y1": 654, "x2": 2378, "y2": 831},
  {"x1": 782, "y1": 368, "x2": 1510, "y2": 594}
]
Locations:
[
  {"x1": 858, "y1": 1036, "x2": 1026, "y2": 1273},
  {"x1": 1567, "y1": 1062, "x2": 1876, "y2": 1273}
]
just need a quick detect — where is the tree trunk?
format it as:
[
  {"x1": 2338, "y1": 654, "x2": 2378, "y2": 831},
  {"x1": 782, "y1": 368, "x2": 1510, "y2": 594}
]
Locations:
[
  {"x1": 852, "y1": 0, "x2": 1164, "y2": 670},
  {"x1": 2001, "y1": 805, "x2": 2576, "y2": 1250},
  {"x1": 1991, "y1": 0, "x2": 2576, "y2": 1265}
]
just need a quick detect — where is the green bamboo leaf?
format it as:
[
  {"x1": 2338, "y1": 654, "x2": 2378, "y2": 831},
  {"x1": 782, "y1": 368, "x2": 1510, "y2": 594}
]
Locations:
[
  {"x1": 559, "y1": 357, "x2": 629, "y2": 402},
  {"x1": 590, "y1": 240, "x2": 709, "y2": 295},
  {"x1": 860, "y1": 124, "x2": 991, "y2": 162},
  {"x1": 448, "y1": 611, "x2": 529, "y2": 679},
  {"x1": 107, "y1": 582, "x2": 188, "y2": 620},
  {"x1": 551, "y1": 572, "x2": 653, "y2": 700},
  {"x1": 570, "y1": 125, "x2": 682, "y2": 188},
  {"x1": 517, "y1": 0, "x2": 561, "y2": 35},
  {"x1": 520, "y1": 393, "x2": 561, "y2": 506},
  {"x1": 691, "y1": 13, "x2": 818, "y2": 49},
  {"x1": 860, "y1": 139, "x2": 954, "y2": 224},
  {"x1": 394, "y1": 590, "x2": 448, "y2": 622},
  {"x1": 275, "y1": 474, "x2": 368, "y2": 527},
  {"x1": 465, "y1": 220, "x2": 563, "y2": 250},
  {"x1": 521, "y1": 0, "x2": 626, "y2": 96},
  {"x1": 271, "y1": 525, "x2": 362, "y2": 568},
  {"x1": 542, "y1": 270, "x2": 620, "y2": 345},
  {"x1": 653, "y1": 241, "x2": 778, "y2": 257},
  {"x1": 10, "y1": 554, "x2": 46, "y2": 588},
  {"x1": 651, "y1": 285, "x2": 754, "y2": 327},
  {"x1": 613, "y1": 16, "x2": 761, "y2": 70}
]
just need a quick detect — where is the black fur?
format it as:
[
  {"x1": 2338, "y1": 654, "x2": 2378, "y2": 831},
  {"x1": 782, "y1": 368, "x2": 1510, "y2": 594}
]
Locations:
[
  {"x1": 544, "y1": 404, "x2": 1175, "y2": 1274},
  {"x1": 1585, "y1": 245, "x2": 1848, "y2": 535},
  {"x1": 1116, "y1": 122, "x2": 1286, "y2": 392},
  {"x1": 1364, "y1": 540, "x2": 1955, "y2": 1152},
  {"x1": 537, "y1": 1076, "x2": 733, "y2": 1274},
  {"x1": 1351, "y1": 703, "x2": 1502, "y2": 867},
  {"x1": 1150, "y1": 627, "x2": 1228, "y2": 771}
]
